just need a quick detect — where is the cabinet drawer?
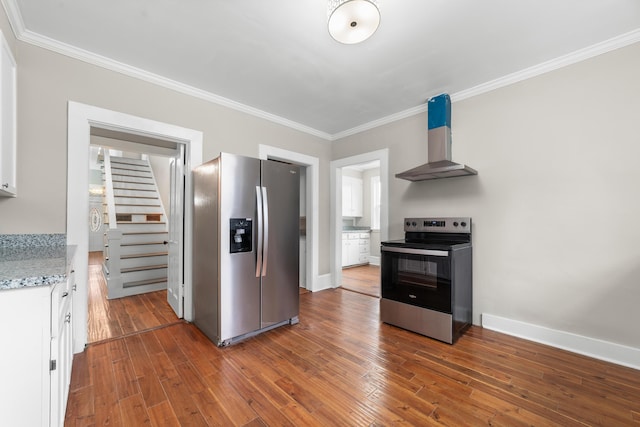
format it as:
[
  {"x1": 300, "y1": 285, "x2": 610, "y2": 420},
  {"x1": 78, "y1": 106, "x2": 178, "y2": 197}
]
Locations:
[
  {"x1": 51, "y1": 282, "x2": 71, "y2": 336},
  {"x1": 359, "y1": 233, "x2": 370, "y2": 239}
]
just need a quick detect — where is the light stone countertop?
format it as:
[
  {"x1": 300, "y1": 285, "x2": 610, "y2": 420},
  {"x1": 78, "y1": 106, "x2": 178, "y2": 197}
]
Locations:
[{"x1": 0, "y1": 234, "x2": 76, "y2": 291}]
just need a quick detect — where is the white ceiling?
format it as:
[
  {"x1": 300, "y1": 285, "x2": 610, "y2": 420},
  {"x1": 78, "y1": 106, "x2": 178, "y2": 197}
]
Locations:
[{"x1": 5, "y1": 0, "x2": 640, "y2": 138}]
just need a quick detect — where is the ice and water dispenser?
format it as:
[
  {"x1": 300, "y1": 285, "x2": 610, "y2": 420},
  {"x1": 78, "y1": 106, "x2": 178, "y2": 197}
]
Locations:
[{"x1": 229, "y1": 218, "x2": 252, "y2": 253}]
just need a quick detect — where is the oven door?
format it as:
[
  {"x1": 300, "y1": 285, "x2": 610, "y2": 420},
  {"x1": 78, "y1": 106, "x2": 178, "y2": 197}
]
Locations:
[{"x1": 381, "y1": 246, "x2": 451, "y2": 313}]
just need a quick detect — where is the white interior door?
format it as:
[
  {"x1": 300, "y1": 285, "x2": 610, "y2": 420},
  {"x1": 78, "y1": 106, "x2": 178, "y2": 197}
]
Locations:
[{"x1": 167, "y1": 145, "x2": 185, "y2": 317}]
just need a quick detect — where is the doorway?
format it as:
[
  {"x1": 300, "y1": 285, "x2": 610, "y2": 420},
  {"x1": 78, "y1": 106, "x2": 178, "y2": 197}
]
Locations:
[
  {"x1": 86, "y1": 142, "x2": 183, "y2": 343},
  {"x1": 258, "y1": 144, "x2": 319, "y2": 292},
  {"x1": 67, "y1": 102, "x2": 203, "y2": 353},
  {"x1": 341, "y1": 160, "x2": 381, "y2": 297},
  {"x1": 330, "y1": 149, "x2": 389, "y2": 294}
]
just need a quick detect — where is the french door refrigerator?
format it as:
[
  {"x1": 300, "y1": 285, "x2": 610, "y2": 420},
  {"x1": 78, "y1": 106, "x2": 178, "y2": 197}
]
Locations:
[{"x1": 193, "y1": 153, "x2": 300, "y2": 346}]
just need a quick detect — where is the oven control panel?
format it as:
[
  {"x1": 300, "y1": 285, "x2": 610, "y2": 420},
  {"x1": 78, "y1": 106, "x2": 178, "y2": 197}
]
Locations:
[{"x1": 404, "y1": 217, "x2": 471, "y2": 233}]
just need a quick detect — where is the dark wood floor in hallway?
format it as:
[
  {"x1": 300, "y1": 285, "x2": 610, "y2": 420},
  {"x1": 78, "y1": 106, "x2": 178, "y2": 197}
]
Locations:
[
  {"x1": 341, "y1": 264, "x2": 380, "y2": 297},
  {"x1": 87, "y1": 251, "x2": 180, "y2": 343},
  {"x1": 66, "y1": 287, "x2": 640, "y2": 426}
]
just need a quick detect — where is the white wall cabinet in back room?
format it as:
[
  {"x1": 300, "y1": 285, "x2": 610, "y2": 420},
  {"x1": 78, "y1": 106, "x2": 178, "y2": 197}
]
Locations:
[
  {"x1": 341, "y1": 176, "x2": 363, "y2": 217},
  {"x1": 0, "y1": 30, "x2": 17, "y2": 197}
]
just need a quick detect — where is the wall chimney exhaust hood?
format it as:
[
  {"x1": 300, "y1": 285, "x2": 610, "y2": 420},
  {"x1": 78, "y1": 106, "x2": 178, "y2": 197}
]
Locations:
[{"x1": 396, "y1": 94, "x2": 477, "y2": 181}]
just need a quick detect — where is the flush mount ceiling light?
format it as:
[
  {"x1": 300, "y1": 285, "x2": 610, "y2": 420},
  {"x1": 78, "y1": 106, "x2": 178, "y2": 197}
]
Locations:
[{"x1": 328, "y1": 0, "x2": 380, "y2": 44}]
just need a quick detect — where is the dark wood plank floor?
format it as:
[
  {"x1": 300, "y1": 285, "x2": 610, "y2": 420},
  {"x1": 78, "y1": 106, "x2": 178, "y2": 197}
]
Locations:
[
  {"x1": 67, "y1": 287, "x2": 640, "y2": 426},
  {"x1": 88, "y1": 251, "x2": 181, "y2": 343},
  {"x1": 341, "y1": 264, "x2": 380, "y2": 297}
]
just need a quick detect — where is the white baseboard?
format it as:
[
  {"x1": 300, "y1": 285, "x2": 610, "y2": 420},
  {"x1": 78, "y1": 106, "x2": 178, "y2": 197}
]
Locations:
[
  {"x1": 311, "y1": 273, "x2": 334, "y2": 292},
  {"x1": 482, "y1": 313, "x2": 640, "y2": 371},
  {"x1": 368, "y1": 256, "x2": 380, "y2": 266}
]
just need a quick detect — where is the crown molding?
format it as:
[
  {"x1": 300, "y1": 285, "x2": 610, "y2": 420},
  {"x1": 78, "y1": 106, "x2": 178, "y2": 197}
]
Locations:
[
  {"x1": 0, "y1": 0, "x2": 25, "y2": 36},
  {"x1": 331, "y1": 103, "x2": 428, "y2": 140},
  {"x1": 3, "y1": 0, "x2": 639, "y2": 142},
  {"x1": 452, "y1": 28, "x2": 640, "y2": 102},
  {"x1": 1, "y1": 0, "x2": 333, "y2": 142},
  {"x1": 333, "y1": 28, "x2": 640, "y2": 141}
]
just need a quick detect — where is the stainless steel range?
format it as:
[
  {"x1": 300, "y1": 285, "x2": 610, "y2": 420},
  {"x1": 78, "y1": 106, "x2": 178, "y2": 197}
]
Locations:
[{"x1": 380, "y1": 217, "x2": 472, "y2": 344}]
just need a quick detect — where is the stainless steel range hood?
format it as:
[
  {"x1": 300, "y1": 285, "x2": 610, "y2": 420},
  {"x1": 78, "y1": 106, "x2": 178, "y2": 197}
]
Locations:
[{"x1": 396, "y1": 94, "x2": 477, "y2": 181}]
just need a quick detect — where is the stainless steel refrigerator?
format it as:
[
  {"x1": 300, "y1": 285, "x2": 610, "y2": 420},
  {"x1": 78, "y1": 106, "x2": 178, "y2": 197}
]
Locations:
[{"x1": 193, "y1": 153, "x2": 300, "y2": 346}]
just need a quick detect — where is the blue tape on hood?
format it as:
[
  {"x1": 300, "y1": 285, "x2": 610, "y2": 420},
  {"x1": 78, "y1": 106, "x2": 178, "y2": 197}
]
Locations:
[{"x1": 427, "y1": 94, "x2": 451, "y2": 130}]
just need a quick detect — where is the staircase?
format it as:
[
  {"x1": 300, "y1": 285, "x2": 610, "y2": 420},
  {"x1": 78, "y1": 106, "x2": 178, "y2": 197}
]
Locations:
[{"x1": 101, "y1": 151, "x2": 169, "y2": 299}]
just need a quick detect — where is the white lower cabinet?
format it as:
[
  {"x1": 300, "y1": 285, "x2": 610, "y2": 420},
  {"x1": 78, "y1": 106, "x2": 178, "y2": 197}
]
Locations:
[
  {"x1": 51, "y1": 270, "x2": 74, "y2": 427},
  {"x1": 0, "y1": 269, "x2": 75, "y2": 427},
  {"x1": 341, "y1": 232, "x2": 371, "y2": 267}
]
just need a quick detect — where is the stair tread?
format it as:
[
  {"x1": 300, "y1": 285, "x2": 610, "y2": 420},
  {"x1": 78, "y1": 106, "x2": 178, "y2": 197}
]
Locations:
[
  {"x1": 108, "y1": 204, "x2": 162, "y2": 207},
  {"x1": 121, "y1": 242, "x2": 167, "y2": 246},
  {"x1": 121, "y1": 264, "x2": 168, "y2": 273},
  {"x1": 110, "y1": 158, "x2": 149, "y2": 166},
  {"x1": 121, "y1": 252, "x2": 168, "y2": 259},
  {"x1": 123, "y1": 278, "x2": 167, "y2": 288},
  {"x1": 112, "y1": 186, "x2": 156, "y2": 190},
  {"x1": 122, "y1": 231, "x2": 168, "y2": 235},
  {"x1": 107, "y1": 221, "x2": 167, "y2": 224}
]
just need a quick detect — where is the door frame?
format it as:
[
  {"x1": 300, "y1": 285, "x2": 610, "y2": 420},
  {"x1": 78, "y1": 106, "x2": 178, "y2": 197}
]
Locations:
[
  {"x1": 330, "y1": 149, "x2": 389, "y2": 288},
  {"x1": 67, "y1": 101, "x2": 202, "y2": 353},
  {"x1": 258, "y1": 145, "x2": 319, "y2": 292}
]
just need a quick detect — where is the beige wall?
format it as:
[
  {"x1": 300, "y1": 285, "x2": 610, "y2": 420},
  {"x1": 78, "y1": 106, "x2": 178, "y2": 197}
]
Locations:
[
  {"x1": 332, "y1": 42, "x2": 640, "y2": 349},
  {"x1": 3, "y1": 2, "x2": 640, "y2": 350},
  {"x1": 0, "y1": 9, "x2": 332, "y2": 273}
]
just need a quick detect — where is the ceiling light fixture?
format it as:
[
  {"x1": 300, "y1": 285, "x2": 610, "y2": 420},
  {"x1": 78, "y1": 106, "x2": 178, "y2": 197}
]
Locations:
[{"x1": 328, "y1": 0, "x2": 380, "y2": 44}]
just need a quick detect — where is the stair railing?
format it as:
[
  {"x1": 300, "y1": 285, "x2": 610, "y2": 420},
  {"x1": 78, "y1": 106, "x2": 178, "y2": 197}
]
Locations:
[
  {"x1": 102, "y1": 149, "x2": 122, "y2": 298},
  {"x1": 103, "y1": 150, "x2": 117, "y2": 229}
]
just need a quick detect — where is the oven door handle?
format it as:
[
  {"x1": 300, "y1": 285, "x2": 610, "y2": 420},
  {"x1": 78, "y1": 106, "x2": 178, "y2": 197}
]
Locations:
[{"x1": 381, "y1": 246, "x2": 449, "y2": 257}]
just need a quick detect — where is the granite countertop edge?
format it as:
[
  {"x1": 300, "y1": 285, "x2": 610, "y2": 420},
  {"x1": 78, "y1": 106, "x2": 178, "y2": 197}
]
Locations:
[{"x1": 0, "y1": 244, "x2": 77, "y2": 291}]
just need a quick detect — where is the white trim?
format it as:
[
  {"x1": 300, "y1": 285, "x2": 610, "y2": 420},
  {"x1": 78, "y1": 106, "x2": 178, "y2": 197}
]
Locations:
[
  {"x1": 1, "y1": 0, "x2": 331, "y2": 140},
  {"x1": 67, "y1": 101, "x2": 202, "y2": 354},
  {"x1": 330, "y1": 149, "x2": 389, "y2": 289},
  {"x1": 482, "y1": 313, "x2": 640, "y2": 371},
  {"x1": 314, "y1": 274, "x2": 334, "y2": 292},
  {"x1": 453, "y1": 29, "x2": 640, "y2": 102},
  {"x1": 4, "y1": 0, "x2": 639, "y2": 141},
  {"x1": 331, "y1": 104, "x2": 428, "y2": 140},
  {"x1": 258, "y1": 145, "x2": 320, "y2": 293},
  {"x1": 331, "y1": 29, "x2": 640, "y2": 140},
  {"x1": 5, "y1": 25, "x2": 331, "y2": 141},
  {"x1": 368, "y1": 256, "x2": 380, "y2": 266},
  {"x1": 0, "y1": 0, "x2": 25, "y2": 36}
]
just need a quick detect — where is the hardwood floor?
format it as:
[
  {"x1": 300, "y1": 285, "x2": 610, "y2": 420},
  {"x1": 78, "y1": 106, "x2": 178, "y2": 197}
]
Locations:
[
  {"x1": 341, "y1": 264, "x2": 380, "y2": 297},
  {"x1": 87, "y1": 251, "x2": 181, "y2": 343},
  {"x1": 66, "y1": 287, "x2": 640, "y2": 426}
]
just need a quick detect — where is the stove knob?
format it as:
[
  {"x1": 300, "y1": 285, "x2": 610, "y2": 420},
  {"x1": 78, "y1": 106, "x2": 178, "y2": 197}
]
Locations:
[
  {"x1": 453, "y1": 222, "x2": 459, "y2": 227},
  {"x1": 461, "y1": 221, "x2": 467, "y2": 227},
  {"x1": 412, "y1": 221, "x2": 417, "y2": 227},
  {"x1": 406, "y1": 221, "x2": 411, "y2": 227}
]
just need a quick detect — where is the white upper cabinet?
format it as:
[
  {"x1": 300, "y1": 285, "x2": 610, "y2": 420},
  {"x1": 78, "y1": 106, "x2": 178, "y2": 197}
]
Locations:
[
  {"x1": 0, "y1": 30, "x2": 16, "y2": 197},
  {"x1": 342, "y1": 176, "x2": 363, "y2": 217}
]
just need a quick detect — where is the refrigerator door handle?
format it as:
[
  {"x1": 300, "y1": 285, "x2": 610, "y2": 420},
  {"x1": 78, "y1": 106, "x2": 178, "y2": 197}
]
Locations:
[
  {"x1": 261, "y1": 186, "x2": 269, "y2": 277},
  {"x1": 255, "y1": 186, "x2": 263, "y2": 278}
]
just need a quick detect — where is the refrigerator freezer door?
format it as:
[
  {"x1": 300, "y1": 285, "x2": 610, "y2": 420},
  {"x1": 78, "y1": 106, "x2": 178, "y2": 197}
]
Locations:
[
  {"x1": 219, "y1": 153, "x2": 262, "y2": 342},
  {"x1": 260, "y1": 160, "x2": 300, "y2": 328}
]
